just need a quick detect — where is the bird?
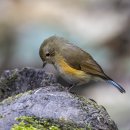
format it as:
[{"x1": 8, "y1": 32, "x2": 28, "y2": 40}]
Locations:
[{"x1": 39, "y1": 36, "x2": 126, "y2": 93}]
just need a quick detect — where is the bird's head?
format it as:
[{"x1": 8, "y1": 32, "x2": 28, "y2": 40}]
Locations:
[
  {"x1": 39, "y1": 36, "x2": 64, "y2": 67},
  {"x1": 39, "y1": 35, "x2": 72, "y2": 67}
]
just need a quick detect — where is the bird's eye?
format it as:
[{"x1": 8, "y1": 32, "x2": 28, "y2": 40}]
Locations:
[{"x1": 46, "y1": 53, "x2": 50, "y2": 57}]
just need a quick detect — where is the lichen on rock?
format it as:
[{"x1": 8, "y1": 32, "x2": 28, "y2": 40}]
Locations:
[{"x1": 0, "y1": 68, "x2": 118, "y2": 130}]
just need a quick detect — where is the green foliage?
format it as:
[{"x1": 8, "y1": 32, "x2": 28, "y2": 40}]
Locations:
[
  {"x1": 11, "y1": 116, "x2": 89, "y2": 130},
  {"x1": 11, "y1": 116, "x2": 60, "y2": 130},
  {"x1": 12, "y1": 121, "x2": 37, "y2": 130}
]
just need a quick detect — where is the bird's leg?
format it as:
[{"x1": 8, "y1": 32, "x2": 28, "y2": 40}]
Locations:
[
  {"x1": 64, "y1": 83, "x2": 76, "y2": 92},
  {"x1": 69, "y1": 83, "x2": 76, "y2": 91},
  {"x1": 67, "y1": 83, "x2": 76, "y2": 92}
]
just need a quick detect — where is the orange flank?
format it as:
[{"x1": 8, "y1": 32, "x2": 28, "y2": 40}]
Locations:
[{"x1": 57, "y1": 58, "x2": 86, "y2": 78}]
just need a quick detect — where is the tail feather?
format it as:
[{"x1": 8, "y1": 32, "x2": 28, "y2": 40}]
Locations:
[
  {"x1": 99, "y1": 74, "x2": 126, "y2": 93},
  {"x1": 107, "y1": 79, "x2": 126, "y2": 93}
]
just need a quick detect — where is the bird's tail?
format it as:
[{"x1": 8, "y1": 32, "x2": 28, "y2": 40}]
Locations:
[{"x1": 106, "y1": 77, "x2": 126, "y2": 93}]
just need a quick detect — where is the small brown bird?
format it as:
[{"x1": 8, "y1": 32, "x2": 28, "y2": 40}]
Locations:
[{"x1": 39, "y1": 36, "x2": 126, "y2": 93}]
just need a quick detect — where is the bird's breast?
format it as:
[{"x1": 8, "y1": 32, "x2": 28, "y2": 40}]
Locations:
[{"x1": 54, "y1": 57, "x2": 89, "y2": 83}]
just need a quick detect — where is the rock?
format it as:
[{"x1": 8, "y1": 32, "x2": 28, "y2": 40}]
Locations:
[
  {"x1": 0, "y1": 68, "x2": 118, "y2": 130},
  {"x1": 0, "y1": 67, "x2": 57, "y2": 101}
]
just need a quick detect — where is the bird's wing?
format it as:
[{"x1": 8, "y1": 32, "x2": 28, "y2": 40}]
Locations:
[
  {"x1": 61, "y1": 43, "x2": 107, "y2": 79},
  {"x1": 80, "y1": 58, "x2": 107, "y2": 78},
  {"x1": 60, "y1": 43, "x2": 84, "y2": 70}
]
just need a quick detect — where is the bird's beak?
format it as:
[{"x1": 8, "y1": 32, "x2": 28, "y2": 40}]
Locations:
[{"x1": 42, "y1": 61, "x2": 47, "y2": 68}]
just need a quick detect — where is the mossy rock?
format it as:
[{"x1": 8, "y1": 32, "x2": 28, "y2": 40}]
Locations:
[{"x1": 0, "y1": 68, "x2": 118, "y2": 130}]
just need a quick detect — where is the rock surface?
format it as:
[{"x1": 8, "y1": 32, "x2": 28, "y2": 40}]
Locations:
[{"x1": 0, "y1": 68, "x2": 118, "y2": 130}]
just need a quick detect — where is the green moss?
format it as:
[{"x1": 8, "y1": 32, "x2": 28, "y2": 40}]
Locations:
[
  {"x1": 12, "y1": 121, "x2": 37, "y2": 130},
  {"x1": 86, "y1": 124, "x2": 92, "y2": 130},
  {"x1": 11, "y1": 116, "x2": 91, "y2": 130}
]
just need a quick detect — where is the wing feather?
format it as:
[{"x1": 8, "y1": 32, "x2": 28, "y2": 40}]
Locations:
[{"x1": 60, "y1": 43, "x2": 107, "y2": 79}]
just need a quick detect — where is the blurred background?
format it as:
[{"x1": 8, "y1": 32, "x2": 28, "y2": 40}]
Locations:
[{"x1": 0, "y1": 0, "x2": 130, "y2": 129}]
